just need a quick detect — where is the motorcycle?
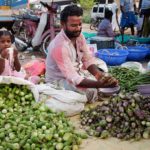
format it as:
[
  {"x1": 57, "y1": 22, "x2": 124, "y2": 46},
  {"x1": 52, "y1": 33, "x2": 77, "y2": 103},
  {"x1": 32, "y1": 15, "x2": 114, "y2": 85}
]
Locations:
[
  {"x1": 90, "y1": 17, "x2": 101, "y2": 31},
  {"x1": 12, "y1": 1, "x2": 61, "y2": 55}
]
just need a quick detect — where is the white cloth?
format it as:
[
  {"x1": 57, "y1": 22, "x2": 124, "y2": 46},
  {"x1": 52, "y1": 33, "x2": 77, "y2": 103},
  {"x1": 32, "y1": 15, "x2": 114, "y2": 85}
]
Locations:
[
  {"x1": 111, "y1": 2, "x2": 118, "y2": 31},
  {"x1": 32, "y1": 13, "x2": 47, "y2": 47}
]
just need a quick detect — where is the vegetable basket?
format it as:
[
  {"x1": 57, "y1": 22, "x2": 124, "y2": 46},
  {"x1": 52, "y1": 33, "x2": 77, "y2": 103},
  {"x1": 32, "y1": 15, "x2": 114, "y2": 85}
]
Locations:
[
  {"x1": 126, "y1": 46, "x2": 149, "y2": 61},
  {"x1": 96, "y1": 49, "x2": 129, "y2": 66}
]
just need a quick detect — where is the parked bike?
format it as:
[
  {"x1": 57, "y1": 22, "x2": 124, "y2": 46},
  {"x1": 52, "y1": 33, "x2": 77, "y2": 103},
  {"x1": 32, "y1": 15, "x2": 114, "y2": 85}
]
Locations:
[
  {"x1": 12, "y1": 1, "x2": 61, "y2": 55},
  {"x1": 90, "y1": 17, "x2": 101, "y2": 31}
]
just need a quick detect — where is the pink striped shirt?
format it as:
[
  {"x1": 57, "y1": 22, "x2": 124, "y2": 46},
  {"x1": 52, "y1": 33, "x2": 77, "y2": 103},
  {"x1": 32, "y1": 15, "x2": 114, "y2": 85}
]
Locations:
[{"x1": 45, "y1": 29, "x2": 96, "y2": 85}]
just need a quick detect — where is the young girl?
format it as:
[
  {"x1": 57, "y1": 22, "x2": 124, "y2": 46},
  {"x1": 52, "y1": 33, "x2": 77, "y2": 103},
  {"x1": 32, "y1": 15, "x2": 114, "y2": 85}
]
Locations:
[
  {"x1": 0, "y1": 29, "x2": 41, "y2": 84},
  {"x1": 0, "y1": 29, "x2": 25, "y2": 78}
]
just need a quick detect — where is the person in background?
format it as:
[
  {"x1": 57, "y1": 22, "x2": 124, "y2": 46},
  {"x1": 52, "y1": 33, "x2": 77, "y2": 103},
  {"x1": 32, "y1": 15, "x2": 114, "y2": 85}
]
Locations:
[
  {"x1": 97, "y1": 9, "x2": 116, "y2": 37},
  {"x1": 0, "y1": 30, "x2": 22, "y2": 77},
  {"x1": 0, "y1": 29, "x2": 41, "y2": 84},
  {"x1": 139, "y1": 0, "x2": 150, "y2": 37},
  {"x1": 45, "y1": 5, "x2": 118, "y2": 103},
  {"x1": 120, "y1": 0, "x2": 137, "y2": 35},
  {"x1": 111, "y1": 0, "x2": 119, "y2": 31}
]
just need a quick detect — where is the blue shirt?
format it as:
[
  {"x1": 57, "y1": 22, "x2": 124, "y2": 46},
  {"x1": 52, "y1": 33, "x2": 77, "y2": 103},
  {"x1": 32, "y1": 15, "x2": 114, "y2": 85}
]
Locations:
[{"x1": 120, "y1": 0, "x2": 134, "y2": 12}]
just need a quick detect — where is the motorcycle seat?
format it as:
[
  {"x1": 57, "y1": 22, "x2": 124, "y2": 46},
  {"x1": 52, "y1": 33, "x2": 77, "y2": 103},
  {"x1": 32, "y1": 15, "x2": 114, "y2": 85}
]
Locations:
[{"x1": 23, "y1": 14, "x2": 40, "y2": 22}]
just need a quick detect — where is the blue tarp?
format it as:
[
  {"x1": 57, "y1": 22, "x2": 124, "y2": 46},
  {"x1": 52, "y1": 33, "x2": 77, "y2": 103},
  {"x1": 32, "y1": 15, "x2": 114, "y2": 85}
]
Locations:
[
  {"x1": 0, "y1": 0, "x2": 28, "y2": 8},
  {"x1": 11, "y1": 0, "x2": 27, "y2": 8},
  {"x1": 0, "y1": 16, "x2": 15, "y2": 21}
]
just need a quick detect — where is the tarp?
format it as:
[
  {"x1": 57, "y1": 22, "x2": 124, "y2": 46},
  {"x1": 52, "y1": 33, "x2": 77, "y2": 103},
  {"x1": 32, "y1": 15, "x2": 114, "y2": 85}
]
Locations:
[
  {"x1": 11, "y1": 0, "x2": 28, "y2": 8},
  {"x1": 30, "y1": 0, "x2": 73, "y2": 5}
]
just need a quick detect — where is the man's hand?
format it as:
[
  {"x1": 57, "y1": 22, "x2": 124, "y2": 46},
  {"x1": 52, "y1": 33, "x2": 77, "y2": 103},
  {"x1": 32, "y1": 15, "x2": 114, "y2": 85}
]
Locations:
[
  {"x1": 87, "y1": 64, "x2": 118, "y2": 88},
  {"x1": 97, "y1": 74, "x2": 118, "y2": 88}
]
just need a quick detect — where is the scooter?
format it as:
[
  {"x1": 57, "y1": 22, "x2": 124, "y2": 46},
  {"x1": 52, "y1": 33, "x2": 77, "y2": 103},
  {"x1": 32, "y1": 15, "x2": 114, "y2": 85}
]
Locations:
[{"x1": 13, "y1": 1, "x2": 61, "y2": 55}]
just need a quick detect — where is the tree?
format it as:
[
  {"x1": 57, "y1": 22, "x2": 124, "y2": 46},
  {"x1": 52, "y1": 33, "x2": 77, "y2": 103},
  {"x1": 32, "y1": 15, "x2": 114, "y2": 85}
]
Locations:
[{"x1": 78, "y1": 0, "x2": 95, "y2": 10}]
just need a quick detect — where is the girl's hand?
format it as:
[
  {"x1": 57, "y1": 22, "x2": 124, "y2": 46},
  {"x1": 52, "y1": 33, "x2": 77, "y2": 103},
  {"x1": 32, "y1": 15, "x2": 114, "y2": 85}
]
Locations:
[
  {"x1": 0, "y1": 58, "x2": 5, "y2": 74},
  {"x1": 13, "y1": 49, "x2": 18, "y2": 58},
  {"x1": 1, "y1": 49, "x2": 9, "y2": 59}
]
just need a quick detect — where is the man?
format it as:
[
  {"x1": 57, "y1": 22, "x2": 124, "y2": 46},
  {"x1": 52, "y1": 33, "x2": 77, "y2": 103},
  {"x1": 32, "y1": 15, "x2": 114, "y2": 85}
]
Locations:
[
  {"x1": 45, "y1": 5, "x2": 118, "y2": 102},
  {"x1": 120, "y1": 0, "x2": 137, "y2": 35},
  {"x1": 97, "y1": 9, "x2": 116, "y2": 37},
  {"x1": 139, "y1": 0, "x2": 150, "y2": 37}
]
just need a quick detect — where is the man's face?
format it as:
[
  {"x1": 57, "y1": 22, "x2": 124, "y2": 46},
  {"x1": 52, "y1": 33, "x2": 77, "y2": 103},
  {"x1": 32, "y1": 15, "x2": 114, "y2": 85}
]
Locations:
[{"x1": 62, "y1": 16, "x2": 82, "y2": 38}]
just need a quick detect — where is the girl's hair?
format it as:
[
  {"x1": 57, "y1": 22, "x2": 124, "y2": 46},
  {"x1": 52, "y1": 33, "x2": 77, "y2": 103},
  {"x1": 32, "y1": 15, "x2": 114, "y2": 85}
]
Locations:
[{"x1": 0, "y1": 30, "x2": 15, "y2": 43}]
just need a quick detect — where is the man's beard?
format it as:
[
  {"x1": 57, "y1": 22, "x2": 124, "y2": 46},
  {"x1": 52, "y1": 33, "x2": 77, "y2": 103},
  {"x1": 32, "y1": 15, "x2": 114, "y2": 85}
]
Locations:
[{"x1": 64, "y1": 29, "x2": 82, "y2": 38}]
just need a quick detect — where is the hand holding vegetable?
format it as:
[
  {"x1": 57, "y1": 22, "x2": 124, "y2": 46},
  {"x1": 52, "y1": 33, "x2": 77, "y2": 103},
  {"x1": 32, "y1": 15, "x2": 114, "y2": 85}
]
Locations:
[{"x1": 96, "y1": 73, "x2": 119, "y2": 88}]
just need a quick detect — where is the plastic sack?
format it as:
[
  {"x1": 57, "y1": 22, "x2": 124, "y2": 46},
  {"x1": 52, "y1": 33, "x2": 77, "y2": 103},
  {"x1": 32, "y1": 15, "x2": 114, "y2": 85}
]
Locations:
[
  {"x1": 0, "y1": 76, "x2": 39, "y2": 101},
  {"x1": 35, "y1": 84, "x2": 87, "y2": 116},
  {"x1": 23, "y1": 59, "x2": 45, "y2": 76},
  {"x1": 121, "y1": 61, "x2": 146, "y2": 73},
  {"x1": 95, "y1": 58, "x2": 108, "y2": 72}
]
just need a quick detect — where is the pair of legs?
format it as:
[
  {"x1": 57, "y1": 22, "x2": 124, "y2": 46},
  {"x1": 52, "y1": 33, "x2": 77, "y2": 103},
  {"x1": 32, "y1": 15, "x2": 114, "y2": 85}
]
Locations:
[
  {"x1": 141, "y1": 15, "x2": 150, "y2": 37},
  {"x1": 121, "y1": 24, "x2": 135, "y2": 36},
  {"x1": 120, "y1": 25, "x2": 135, "y2": 43},
  {"x1": 120, "y1": 11, "x2": 137, "y2": 42},
  {"x1": 50, "y1": 79, "x2": 98, "y2": 103}
]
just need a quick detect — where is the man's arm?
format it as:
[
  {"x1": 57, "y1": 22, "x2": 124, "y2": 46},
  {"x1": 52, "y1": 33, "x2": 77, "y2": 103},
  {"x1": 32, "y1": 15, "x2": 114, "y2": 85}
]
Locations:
[
  {"x1": 78, "y1": 64, "x2": 118, "y2": 88},
  {"x1": 133, "y1": 0, "x2": 137, "y2": 12},
  {"x1": 120, "y1": 0, "x2": 125, "y2": 13},
  {"x1": 120, "y1": 5, "x2": 124, "y2": 13},
  {"x1": 87, "y1": 64, "x2": 104, "y2": 79},
  {"x1": 78, "y1": 76, "x2": 118, "y2": 88}
]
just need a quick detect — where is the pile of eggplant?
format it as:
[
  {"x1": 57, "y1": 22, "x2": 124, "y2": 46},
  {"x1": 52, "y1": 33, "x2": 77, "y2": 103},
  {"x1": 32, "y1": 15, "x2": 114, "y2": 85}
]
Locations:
[{"x1": 80, "y1": 92, "x2": 150, "y2": 140}]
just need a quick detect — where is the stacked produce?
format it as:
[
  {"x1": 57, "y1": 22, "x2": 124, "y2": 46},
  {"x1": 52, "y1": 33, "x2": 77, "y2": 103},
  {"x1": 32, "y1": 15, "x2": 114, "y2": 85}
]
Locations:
[
  {"x1": 80, "y1": 92, "x2": 150, "y2": 140},
  {"x1": 109, "y1": 67, "x2": 150, "y2": 92},
  {"x1": 0, "y1": 84, "x2": 86, "y2": 150}
]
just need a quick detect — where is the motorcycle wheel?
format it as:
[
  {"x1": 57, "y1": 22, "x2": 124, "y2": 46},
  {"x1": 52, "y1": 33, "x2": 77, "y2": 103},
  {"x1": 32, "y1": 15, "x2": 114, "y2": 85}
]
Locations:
[
  {"x1": 41, "y1": 30, "x2": 59, "y2": 56},
  {"x1": 90, "y1": 19, "x2": 101, "y2": 31},
  {"x1": 94, "y1": 19, "x2": 101, "y2": 31},
  {"x1": 41, "y1": 34, "x2": 51, "y2": 56},
  {"x1": 90, "y1": 19, "x2": 96, "y2": 30},
  {"x1": 15, "y1": 39, "x2": 27, "y2": 51}
]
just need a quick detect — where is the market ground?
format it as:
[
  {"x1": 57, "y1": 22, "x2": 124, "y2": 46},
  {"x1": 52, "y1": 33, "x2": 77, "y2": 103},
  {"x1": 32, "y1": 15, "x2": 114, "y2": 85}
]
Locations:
[{"x1": 18, "y1": 23, "x2": 150, "y2": 150}]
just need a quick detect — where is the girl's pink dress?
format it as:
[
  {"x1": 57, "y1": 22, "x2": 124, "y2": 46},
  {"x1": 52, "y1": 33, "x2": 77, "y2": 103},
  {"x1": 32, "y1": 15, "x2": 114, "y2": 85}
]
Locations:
[
  {"x1": 1, "y1": 48, "x2": 25, "y2": 78},
  {"x1": 1, "y1": 48, "x2": 40, "y2": 84},
  {"x1": 1, "y1": 59, "x2": 25, "y2": 78}
]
